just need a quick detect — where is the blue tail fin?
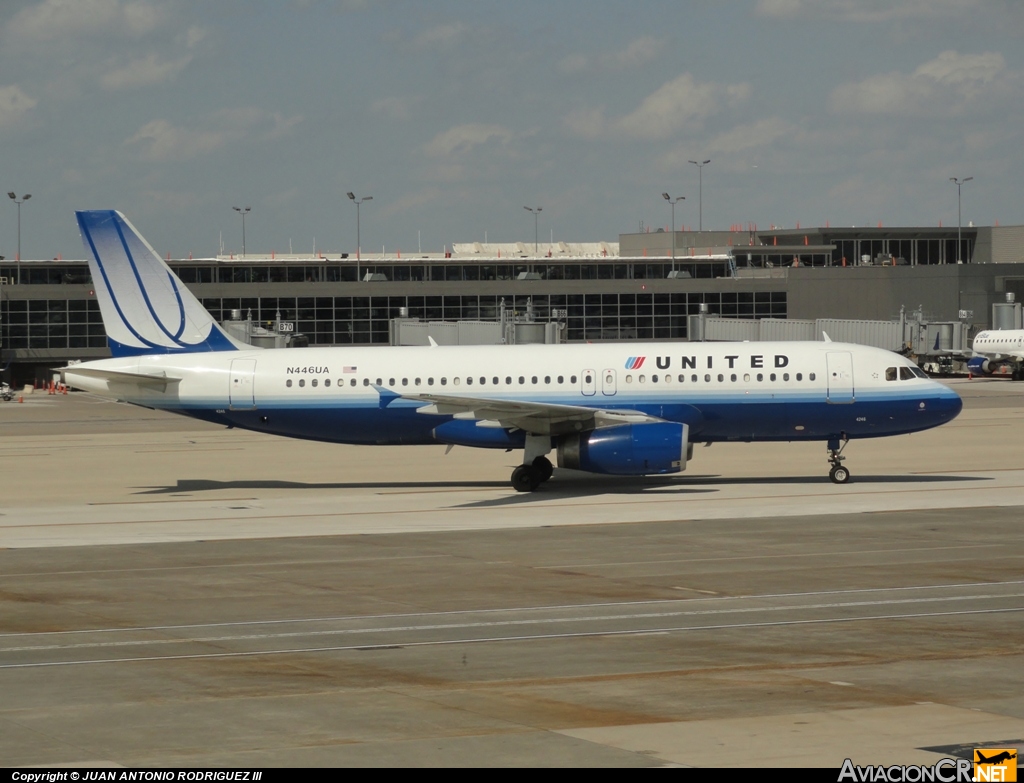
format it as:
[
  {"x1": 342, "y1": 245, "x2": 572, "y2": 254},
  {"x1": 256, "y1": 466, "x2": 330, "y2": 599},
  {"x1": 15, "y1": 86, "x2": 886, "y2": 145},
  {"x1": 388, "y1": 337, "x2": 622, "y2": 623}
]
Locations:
[{"x1": 77, "y1": 210, "x2": 245, "y2": 357}]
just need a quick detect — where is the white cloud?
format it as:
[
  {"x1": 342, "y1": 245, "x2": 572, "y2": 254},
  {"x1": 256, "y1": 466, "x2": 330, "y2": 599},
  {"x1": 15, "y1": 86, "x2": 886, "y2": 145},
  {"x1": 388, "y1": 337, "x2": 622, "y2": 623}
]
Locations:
[
  {"x1": 414, "y1": 22, "x2": 468, "y2": 47},
  {"x1": 6, "y1": 0, "x2": 164, "y2": 42},
  {"x1": 0, "y1": 85, "x2": 37, "y2": 127},
  {"x1": 562, "y1": 107, "x2": 606, "y2": 139},
  {"x1": 706, "y1": 117, "x2": 793, "y2": 154},
  {"x1": 614, "y1": 73, "x2": 748, "y2": 140},
  {"x1": 125, "y1": 109, "x2": 303, "y2": 161},
  {"x1": 101, "y1": 53, "x2": 192, "y2": 90},
  {"x1": 371, "y1": 96, "x2": 415, "y2": 121},
  {"x1": 755, "y1": 0, "x2": 982, "y2": 22},
  {"x1": 829, "y1": 50, "x2": 1012, "y2": 115},
  {"x1": 557, "y1": 37, "x2": 666, "y2": 74},
  {"x1": 424, "y1": 123, "x2": 514, "y2": 157}
]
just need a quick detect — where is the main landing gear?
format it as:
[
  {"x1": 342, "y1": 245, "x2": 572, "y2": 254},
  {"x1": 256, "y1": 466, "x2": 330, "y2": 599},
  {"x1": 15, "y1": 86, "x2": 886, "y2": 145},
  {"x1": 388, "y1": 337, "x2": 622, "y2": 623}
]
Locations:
[
  {"x1": 511, "y1": 456, "x2": 553, "y2": 492},
  {"x1": 511, "y1": 435, "x2": 555, "y2": 492},
  {"x1": 827, "y1": 435, "x2": 851, "y2": 484}
]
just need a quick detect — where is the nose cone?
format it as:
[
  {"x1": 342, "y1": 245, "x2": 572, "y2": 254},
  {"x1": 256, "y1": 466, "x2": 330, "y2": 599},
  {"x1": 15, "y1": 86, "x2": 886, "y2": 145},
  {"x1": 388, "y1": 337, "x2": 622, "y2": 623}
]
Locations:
[{"x1": 932, "y1": 385, "x2": 963, "y2": 424}]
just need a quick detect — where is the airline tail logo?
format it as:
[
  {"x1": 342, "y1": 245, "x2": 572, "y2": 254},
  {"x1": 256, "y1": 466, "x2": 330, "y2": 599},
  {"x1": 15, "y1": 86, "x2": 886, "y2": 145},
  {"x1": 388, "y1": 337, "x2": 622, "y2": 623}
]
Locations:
[
  {"x1": 76, "y1": 210, "x2": 240, "y2": 357},
  {"x1": 975, "y1": 749, "x2": 1017, "y2": 782},
  {"x1": 625, "y1": 356, "x2": 646, "y2": 370}
]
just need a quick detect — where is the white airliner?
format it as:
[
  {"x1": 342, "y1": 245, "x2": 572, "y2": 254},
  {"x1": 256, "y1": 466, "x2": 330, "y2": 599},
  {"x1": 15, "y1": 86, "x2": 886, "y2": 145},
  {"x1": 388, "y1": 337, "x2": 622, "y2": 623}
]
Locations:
[
  {"x1": 63, "y1": 210, "x2": 962, "y2": 490},
  {"x1": 968, "y1": 330, "x2": 1024, "y2": 380}
]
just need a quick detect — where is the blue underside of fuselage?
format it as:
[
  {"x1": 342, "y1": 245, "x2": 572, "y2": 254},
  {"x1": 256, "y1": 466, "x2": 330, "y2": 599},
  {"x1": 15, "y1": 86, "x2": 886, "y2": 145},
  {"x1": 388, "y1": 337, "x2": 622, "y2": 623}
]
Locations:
[{"x1": 175, "y1": 393, "x2": 962, "y2": 446}]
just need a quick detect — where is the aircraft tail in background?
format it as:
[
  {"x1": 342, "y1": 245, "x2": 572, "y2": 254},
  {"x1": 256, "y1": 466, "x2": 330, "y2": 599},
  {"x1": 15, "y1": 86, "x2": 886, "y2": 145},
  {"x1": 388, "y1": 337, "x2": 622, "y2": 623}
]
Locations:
[{"x1": 76, "y1": 210, "x2": 246, "y2": 357}]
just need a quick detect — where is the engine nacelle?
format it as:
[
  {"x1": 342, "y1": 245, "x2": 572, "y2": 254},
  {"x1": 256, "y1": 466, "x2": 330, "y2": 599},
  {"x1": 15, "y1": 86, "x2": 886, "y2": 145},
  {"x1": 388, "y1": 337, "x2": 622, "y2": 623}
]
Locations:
[
  {"x1": 557, "y1": 422, "x2": 689, "y2": 476},
  {"x1": 967, "y1": 356, "x2": 994, "y2": 375},
  {"x1": 432, "y1": 420, "x2": 526, "y2": 449}
]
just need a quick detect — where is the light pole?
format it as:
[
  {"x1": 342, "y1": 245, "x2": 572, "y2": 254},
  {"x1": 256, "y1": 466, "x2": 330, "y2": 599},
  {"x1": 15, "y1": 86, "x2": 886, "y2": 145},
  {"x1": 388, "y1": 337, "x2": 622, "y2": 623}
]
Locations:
[
  {"x1": 7, "y1": 192, "x2": 30, "y2": 283},
  {"x1": 232, "y1": 206, "x2": 250, "y2": 257},
  {"x1": 950, "y1": 177, "x2": 973, "y2": 264},
  {"x1": 662, "y1": 193, "x2": 684, "y2": 270},
  {"x1": 688, "y1": 159, "x2": 710, "y2": 231},
  {"x1": 347, "y1": 192, "x2": 372, "y2": 280},
  {"x1": 524, "y1": 206, "x2": 542, "y2": 254}
]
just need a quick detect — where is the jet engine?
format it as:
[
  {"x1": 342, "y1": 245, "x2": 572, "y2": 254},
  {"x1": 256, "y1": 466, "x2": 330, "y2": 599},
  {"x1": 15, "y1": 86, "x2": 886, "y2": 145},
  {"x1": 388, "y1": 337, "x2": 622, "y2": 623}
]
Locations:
[
  {"x1": 557, "y1": 422, "x2": 689, "y2": 475},
  {"x1": 967, "y1": 356, "x2": 995, "y2": 375}
]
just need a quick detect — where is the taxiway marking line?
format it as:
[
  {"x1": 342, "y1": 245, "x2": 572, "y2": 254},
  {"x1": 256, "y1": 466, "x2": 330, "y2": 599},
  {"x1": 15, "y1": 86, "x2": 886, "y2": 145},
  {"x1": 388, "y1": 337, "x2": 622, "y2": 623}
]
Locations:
[{"x1": 2, "y1": 607, "x2": 1021, "y2": 670}]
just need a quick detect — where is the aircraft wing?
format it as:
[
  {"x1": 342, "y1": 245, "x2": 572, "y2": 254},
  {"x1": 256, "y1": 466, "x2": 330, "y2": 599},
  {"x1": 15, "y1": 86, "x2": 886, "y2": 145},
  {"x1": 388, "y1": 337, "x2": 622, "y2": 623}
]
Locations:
[{"x1": 403, "y1": 392, "x2": 663, "y2": 435}]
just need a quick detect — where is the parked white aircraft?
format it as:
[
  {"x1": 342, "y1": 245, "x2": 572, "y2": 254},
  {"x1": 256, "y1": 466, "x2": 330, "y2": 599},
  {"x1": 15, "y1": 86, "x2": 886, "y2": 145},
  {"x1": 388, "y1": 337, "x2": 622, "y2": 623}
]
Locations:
[
  {"x1": 63, "y1": 211, "x2": 962, "y2": 490},
  {"x1": 968, "y1": 329, "x2": 1024, "y2": 379}
]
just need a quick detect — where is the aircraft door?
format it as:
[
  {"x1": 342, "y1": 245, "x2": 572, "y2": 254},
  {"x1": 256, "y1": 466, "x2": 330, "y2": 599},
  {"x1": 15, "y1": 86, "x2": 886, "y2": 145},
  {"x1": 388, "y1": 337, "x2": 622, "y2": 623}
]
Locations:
[
  {"x1": 826, "y1": 351, "x2": 854, "y2": 404},
  {"x1": 601, "y1": 368, "x2": 617, "y2": 396},
  {"x1": 229, "y1": 359, "x2": 257, "y2": 410},
  {"x1": 581, "y1": 369, "x2": 596, "y2": 397}
]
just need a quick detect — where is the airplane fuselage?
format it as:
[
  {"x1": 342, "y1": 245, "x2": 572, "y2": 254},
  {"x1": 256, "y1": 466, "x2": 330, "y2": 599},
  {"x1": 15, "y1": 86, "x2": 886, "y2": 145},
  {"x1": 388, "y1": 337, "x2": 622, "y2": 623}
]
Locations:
[{"x1": 66, "y1": 340, "x2": 962, "y2": 447}]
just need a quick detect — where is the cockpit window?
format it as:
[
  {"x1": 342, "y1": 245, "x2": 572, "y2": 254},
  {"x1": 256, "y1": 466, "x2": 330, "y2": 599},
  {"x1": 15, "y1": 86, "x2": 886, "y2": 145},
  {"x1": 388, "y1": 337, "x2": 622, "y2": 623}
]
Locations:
[
  {"x1": 885, "y1": 367, "x2": 897, "y2": 381},
  {"x1": 899, "y1": 366, "x2": 915, "y2": 381},
  {"x1": 910, "y1": 366, "x2": 928, "y2": 379}
]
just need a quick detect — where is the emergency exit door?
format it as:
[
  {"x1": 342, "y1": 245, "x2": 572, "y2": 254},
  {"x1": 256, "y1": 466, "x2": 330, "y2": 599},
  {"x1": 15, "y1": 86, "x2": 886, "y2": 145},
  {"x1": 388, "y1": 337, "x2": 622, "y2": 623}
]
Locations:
[
  {"x1": 826, "y1": 351, "x2": 854, "y2": 403},
  {"x1": 229, "y1": 359, "x2": 257, "y2": 410}
]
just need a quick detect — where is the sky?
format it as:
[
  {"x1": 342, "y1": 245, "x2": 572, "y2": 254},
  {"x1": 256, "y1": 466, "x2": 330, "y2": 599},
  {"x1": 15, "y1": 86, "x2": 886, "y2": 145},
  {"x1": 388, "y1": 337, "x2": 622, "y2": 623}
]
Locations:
[{"x1": 1, "y1": 0, "x2": 1023, "y2": 260}]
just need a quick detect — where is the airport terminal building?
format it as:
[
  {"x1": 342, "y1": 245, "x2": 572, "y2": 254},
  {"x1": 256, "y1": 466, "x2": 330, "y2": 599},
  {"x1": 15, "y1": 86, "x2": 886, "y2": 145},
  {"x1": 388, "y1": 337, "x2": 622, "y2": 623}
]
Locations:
[{"x1": 2, "y1": 223, "x2": 1024, "y2": 383}]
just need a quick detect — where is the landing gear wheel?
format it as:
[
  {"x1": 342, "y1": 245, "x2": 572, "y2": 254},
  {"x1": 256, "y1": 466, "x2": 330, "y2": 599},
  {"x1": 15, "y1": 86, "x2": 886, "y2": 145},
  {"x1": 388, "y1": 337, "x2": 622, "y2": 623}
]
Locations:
[
  {"x1": 829, "y1": 465, "x2": 850, "y2": 484},
  {"x1": 532, "y1": 456, "x2": 554, "y2": 483},
  {"x1": 511, "y1": 464, "x2": 542, "y2": 492}
]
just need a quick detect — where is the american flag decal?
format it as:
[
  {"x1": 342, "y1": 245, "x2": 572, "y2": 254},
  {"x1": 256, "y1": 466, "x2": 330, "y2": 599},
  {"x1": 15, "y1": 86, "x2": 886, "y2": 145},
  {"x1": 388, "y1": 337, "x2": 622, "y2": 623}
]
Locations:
[{"x1": 343, "y1": 366, "x2": 357, "y2": 373}]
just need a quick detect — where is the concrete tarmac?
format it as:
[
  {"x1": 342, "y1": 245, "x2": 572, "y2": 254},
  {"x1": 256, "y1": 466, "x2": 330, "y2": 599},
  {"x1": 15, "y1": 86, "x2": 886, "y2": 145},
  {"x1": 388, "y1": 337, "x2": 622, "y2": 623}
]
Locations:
[{"x1": 1, "y1": 379, "x2": 1022, "y2": 767}]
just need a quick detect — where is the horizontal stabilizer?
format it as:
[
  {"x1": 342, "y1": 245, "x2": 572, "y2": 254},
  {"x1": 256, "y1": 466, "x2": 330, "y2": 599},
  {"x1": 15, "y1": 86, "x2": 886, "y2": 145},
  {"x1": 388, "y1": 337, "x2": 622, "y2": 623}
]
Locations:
[{"x1": 62, "y1": 366, "x2": 180, "y2": 390}]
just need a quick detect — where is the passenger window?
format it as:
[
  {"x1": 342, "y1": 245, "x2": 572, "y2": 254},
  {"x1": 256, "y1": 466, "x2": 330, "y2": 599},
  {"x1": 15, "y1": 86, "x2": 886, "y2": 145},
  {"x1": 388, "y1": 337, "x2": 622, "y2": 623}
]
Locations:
[
  {"x1": 730, "y1": 374, "x2": 736, "y2": 382},
  {"x1": 717, "y1": 374, "x2": 724, "y2": 382},
  {"x1": 900, "y1": 366, "x2": 914, "y2": 380},
  {"x1": 626, "y1": 375, "x2": 633, "y2": 384},
  {"x1": 744, "y1": 374, "x2": 750, "y2": 382},
  {"x1": 572, "y1": 375, "x2": 578, "y2": 384},
  {"x1": 756, "y1": 373, "x2": 763, "y2": 381},
  {"x1": 466, "y1": 377, "x2": 473, "y2": 385},
  {"x1": 678, "y1": 374, "x2": 685, "y2": 382},
  {"x1": 531, "y1": 376, "x2": 538, "y2": 384},
  {"x1": 415, "y1": 378, "x2": 421, "y2": 386},
  {"x1": 796, "y1": 373, "x2": 802, "y2": 381},
  {"x1": 299, "y1": 379, "x2": 305, "y2": 388},
  {"x1": 402, "y1": 378, "x2": 408, "y2": 386},
  {"x1": 583, "y1": 374, "x2": 591, "y2": 383},
  {"x1": 389, "y1": 378, "x2": 395, "y2": 386},
  {"x1": 506, "y1": 377, "x2": 512, "y2": 384},
  {"x1": 691, "y1": 374, "x2": 698, "y2": 382},
  {"x1": 770, "y1": 373, "x2": 776, "y2": 381},
  {"x1": 652, "y1": 374, "x2": 659, "y2": 383},
  {"x1": 492, "y1": 377, "x2": 498, "y2": 385},
  {"x1": 518, "y1": 376, "x2": 525, "y2": 384},
  {"x1": 639, "y1": 375, "x2": 645, "y2": 383},
  {"x1": 705, "y1": 374, "x2": 711, "y2": 382},
  {"x1": 809, "y1": 373, "x2": 815, "y2": 381},
  {"x1": 885, "y1": 367, "x2": 897, "y2": 381},
  {"x1": 363, "y1": 378, "x2": 370, "y2": 386},
  {"x1": 312, "y1": 379, "x2": 318, "y2": 388},
  {"x1": 441, "y1": 377, "x2": 447, "y2": 385},
  {"x1": 350, "y1": 379, "x2": 357, "y2": 387},
  {"x1": 325, "y1": 379, "x2": 331, "y2": 388},
  {"x1": 544, "y1": 376, "x2": 551, "y2": 384},
  {"x1": 286, "y1": 379, "x2": 293, "y2": 387},
  {"x1": 783, "y1": 373, "x2": 790, "y2": 381},
  {"x1": 558, "y1": 375, "x2": 564, "y2": 384},
  {"x1": 427, "y1": 378, "x2": 434, "y2": 386},
  {"x1": 376, "y1": 378, "x2": 382, "y2": 386}
]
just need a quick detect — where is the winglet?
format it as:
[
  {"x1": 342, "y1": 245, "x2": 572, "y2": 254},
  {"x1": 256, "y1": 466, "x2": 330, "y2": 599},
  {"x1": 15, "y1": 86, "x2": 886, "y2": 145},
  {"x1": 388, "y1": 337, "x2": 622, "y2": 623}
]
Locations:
[
  {"x1": 428, "y1": 336, "x2": 438, "y2": 348},
  {"x1": 822, "y1": 331, "x2": 832, "y2": 343}
]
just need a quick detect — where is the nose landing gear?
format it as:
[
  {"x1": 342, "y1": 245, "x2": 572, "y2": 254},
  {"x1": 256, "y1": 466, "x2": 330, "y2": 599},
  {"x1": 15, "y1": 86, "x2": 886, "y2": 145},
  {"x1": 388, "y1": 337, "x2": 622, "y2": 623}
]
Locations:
[{"x1": 827, "y1": 434, "x2": 850, "y2": 484}]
